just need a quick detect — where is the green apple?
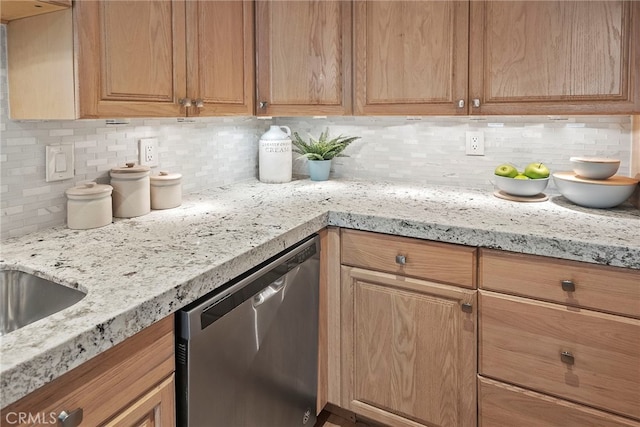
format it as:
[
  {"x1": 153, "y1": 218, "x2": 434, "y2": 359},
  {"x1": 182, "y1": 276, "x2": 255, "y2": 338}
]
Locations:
[
  {"x1": 524, "y1": 162, "x2": 550, "y2": 179},
  {"x1": 514, "y1": 174, "x2": 530, "y2": 180},
  {"x1": 494, "y1": 163, "x2": 518, "y2": 178}
]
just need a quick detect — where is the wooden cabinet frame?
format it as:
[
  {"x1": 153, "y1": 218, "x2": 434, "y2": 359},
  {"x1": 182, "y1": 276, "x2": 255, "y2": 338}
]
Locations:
[
  {"x1": 469, "y1": 1, "x2": 640, "y2": 115},
  {"x1": 256, "y1": 0, "x2": 352, "y2": 116}
]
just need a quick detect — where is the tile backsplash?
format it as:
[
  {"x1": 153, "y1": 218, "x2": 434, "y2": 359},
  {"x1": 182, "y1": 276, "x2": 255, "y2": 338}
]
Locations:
[
  {"x1": 0, "y1": 24, "x2": 634, "y2": 239},
  {"x1": 279, "y1": 116, "x2": 632, "y2": 187}
]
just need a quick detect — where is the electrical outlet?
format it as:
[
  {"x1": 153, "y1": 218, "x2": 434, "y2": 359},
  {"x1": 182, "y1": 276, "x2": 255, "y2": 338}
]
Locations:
[
  {"x1": 139, "y1": 138, "x2": 159, "y2": 167},
  {"x1": 465, "y1": 131, "x2": 485, "y2": 156}
]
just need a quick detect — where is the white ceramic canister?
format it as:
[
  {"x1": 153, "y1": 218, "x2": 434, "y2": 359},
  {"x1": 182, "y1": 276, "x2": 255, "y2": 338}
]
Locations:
[
  {"x1": 65, "y1": 182, "x2": 113, "y2": 230},
  {"x1": 259, "y1": 125, "x2": 292, "y2": 183},
  {"x1": 110, "y1": 162, "x2": 151, "y2": 218},
  {"x1": 150, "y1": 171, "x2": 182, "y2": 210}
]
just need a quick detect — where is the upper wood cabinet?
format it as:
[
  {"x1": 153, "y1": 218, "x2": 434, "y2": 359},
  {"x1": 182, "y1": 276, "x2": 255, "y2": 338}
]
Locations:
[
  {"x1": 354, "y1": 0, "x2": 639, "y2": 116},
  {"x1": 1, "y1": 0, "x2": 70, "y2": 23},
  {"x1": 353, "y1": 0, "x2": 469, "y2": 116},
  {"x1": 255, "y1": 0, "x2": 352, "y2": 116},
  {"x1": 469, "y1": 1, "x2": 640, "y2": 115},
  {"x1": 7, "y1": 0, "x2": 253, "y2": 119},
  {"x1": 76, "y1": 0, "x2": 254, "y2": 118},
  {"x1": 185, "y1": 1, "x2": 254, "y2": 117},
  {"x1": 75, "y1": 0, "x2": 186, "y2": 118}
]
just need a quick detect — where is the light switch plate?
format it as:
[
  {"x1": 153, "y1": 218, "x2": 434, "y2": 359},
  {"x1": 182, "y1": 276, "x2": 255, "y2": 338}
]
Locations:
[{"x1": 46, "y1": 144, "x2": 74, "y2": 182}]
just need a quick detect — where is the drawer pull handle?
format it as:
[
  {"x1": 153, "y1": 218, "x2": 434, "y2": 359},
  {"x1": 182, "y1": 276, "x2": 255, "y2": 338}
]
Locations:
[
  {"x1": 561, "y1": 280, "x2": 576, "y2": 292},
  {"x1": 560, "y1": 351, "x2": 575, "y2": 365},
  {"x1": 395, "y1": 255, "x2": 407, "y2": 265},
  {"x1": 461, "y1": 303, "x2": 473, "y2": 313},
  {"x1": 58, "y1": 408, "x2": 83, "y2": 427}
]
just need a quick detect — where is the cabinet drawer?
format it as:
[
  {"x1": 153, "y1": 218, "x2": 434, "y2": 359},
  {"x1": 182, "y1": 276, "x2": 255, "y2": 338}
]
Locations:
[
  {"x1": 479, "y1": 377, "x2": 640, "y2": 427},
  {"x1": 341, "y1": 229, "x2": 477, "y2": 288},
  {"x1": 2, "y1": 316, "x2": 175, "y2": 426},
  {"x1": 479, "y1": 291, "x2": 640, "y2": 420},
  {"x1": 479, "y1": 249, "x2": 640, "y2": 318}
]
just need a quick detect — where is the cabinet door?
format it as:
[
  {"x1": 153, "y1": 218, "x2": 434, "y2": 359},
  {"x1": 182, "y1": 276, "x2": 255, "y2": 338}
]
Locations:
[
  {"x1": 185, "y1": 0, "x2": 254, "y2": 116},
  {"x1": 104, "y1": 375, "x2": 175, "y2": 427},
  {"x1": 256, "y1": 0, "x2": 352, "y2": 116},
  {"x1": 341, "y1": 267, "x2": 477, "y2": 427},
  {"x1": 75, "y1": 0, "x2": 187, "y2": 118},
  {"x1": 353, "y1": 0, "x2": 469, "y2": 115},
  {"x1": 469, "y1": 1, "x2": 640, "y2": 115}
]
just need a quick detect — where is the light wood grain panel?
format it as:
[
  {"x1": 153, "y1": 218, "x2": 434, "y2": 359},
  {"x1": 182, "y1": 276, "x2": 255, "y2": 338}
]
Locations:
[
  {"x1": 479, "y1": 249, "x2": 640, "y2": 319},
  {"x1": 479, "y1": 377, "x2": 640, "y2": 427},
  {"x1": 479, "y1": 291, "x2": 640, "y2": 420},
  {"x1": 185, "y1": 0, "x2": 254, "y2": 116},
  {"x1": 7, "y1": 9, "x2": 75, "y2": 119},
  {"x1": 103, "y1": 374, "x2": 175, "y2": 427},
  {"x1": 1, "y1": 0, "x2": 70, "y2": 22},
  {"x1": 341, "y1": 229, "x2": 476, "y2": 288},
  {"x1": 354, "y1": 0, "x2": 468, "y2": 115},
  {"x1": 2, "y1": 315, "x2": 175, "y2": 426},
  {"x1": 469, "y1": 1, "x2": 640, "y2": 115},
  {"x1": 318, "y1": 227, "x2": 342, "y2": 412},
  {"x1": 101, "y1": 2, "x2": 174, "y2": 101},
  {"x1": 631, "y1": 115, "x2": 640, "y2": 208},
  {"x1": 75, "y1": 0, "x2": 186, "y2": 118},
  {"x1": 342, "y1": 267, "x2": 476, "y2": 427},
  {"x1": 256, "y1": 0, "x2": 351, "y2": 116}
]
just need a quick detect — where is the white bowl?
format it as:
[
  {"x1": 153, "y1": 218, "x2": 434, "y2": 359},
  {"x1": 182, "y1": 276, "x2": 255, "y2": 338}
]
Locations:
[
  {"x1": 494, "y1": 175, "x2": 549, "y2": 197},
  {"x1": 569, "y1": 157, "x2": 620, "y2": 180},
  {"x1": 553, "y1": 172, "x2": 638, "y2": 208}
]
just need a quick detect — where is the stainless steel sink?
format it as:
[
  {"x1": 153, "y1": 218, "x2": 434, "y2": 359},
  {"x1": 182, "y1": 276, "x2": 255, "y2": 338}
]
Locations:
[{"x1": 0, "y1": 269, "x2": 86, "y2": 336}]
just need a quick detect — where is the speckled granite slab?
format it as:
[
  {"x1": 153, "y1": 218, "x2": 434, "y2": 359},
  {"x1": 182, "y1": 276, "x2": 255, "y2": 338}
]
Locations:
[{"x1": 1, "y1": 178, "x2": 639, "y2": 407}]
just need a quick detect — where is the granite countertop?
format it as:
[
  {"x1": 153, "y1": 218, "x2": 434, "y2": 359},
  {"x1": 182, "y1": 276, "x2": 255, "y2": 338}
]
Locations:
[{"x1": 1, "y1": 178, "x2": 639, "y2": 407}]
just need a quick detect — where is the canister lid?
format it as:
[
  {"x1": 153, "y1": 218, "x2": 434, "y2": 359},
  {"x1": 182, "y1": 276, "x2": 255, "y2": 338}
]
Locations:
[
  {"x1": 110, "y1": 162, "x2": 151, "y2": 174},
  {"x1": 150, "y1": 171, "x2": 182, "y2": 182},
  {"x1": 65, "y1": 182, "x2": 113, "y2": 199}
]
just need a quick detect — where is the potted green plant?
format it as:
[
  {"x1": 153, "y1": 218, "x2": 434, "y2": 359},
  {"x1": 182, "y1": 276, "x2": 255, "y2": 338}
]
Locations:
[{"x1": 292, "y1": 128, "x2": 360, "y2": 181}]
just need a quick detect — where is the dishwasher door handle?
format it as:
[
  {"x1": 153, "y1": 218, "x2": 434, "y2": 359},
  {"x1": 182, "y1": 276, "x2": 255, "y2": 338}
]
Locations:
[{"x1": 253, "y1": 278, "x2": 286, "y2": 307}]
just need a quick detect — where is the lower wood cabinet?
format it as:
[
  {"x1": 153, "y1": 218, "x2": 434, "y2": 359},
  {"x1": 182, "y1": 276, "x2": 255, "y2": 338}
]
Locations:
[
  {"x1": 479, "y1": 249, "x2": 640, "y2": 426},
  {"x1": 480, "y1": 291, "x2": 640, "y2": 420},
  {"x1": 339, "y1": 230, "x2": 477, "y2": 427},
  {"x1": 1, "y1": 315, "x2": 175, "y2": 427},
  {"x1": 321, "y1": 232, "x2": 640, "y2": 426},
  {"x1": 479, "y1": 377, "x2": 640, "y2": 427}
]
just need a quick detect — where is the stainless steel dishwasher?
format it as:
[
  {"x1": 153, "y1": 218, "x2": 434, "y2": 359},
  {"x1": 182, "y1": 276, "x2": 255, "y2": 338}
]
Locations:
[{"x1": 176, "y1": 235, "x2": 319, "y2": 427}]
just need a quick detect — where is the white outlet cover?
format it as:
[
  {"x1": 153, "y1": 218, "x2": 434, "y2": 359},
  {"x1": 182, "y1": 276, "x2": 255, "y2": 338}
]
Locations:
[
  {"x1": 46, "y1": 144, "x2": 74, "y2": 182},
  {"x1": 465, "y1": 131, "x2": 485, "y2": 156},
  {"x1": 139, "y1": 138, "x2": 159, "y2": 167}
]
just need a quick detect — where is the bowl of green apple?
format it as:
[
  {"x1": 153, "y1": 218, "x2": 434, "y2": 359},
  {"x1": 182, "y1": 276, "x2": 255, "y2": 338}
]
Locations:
[{"x1": 494, "y1": 162, "x2": 550, "y2": 197}]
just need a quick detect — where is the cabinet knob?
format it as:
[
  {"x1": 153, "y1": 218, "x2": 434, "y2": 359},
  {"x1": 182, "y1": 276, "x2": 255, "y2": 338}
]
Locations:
[
  {"x1": 395, "y1": 255, "x2": 406, "y2": 265},
  {"x1": 561, "y1": 280, "x2": 575, "y2": 292},
  {"x1": 179, "y1": 98, "x2": 193, "y2": 107},
  {"x1": 195, "y1": 98, "x2": 204, "y2": 108},
  {"x1": 461, "y1": 303, "x2": 473, "y2": 313},
  {"x1": 58, "y1": 408, "x2": 83, "y2": 427},
  {"x1": 456, "y1": 99, "x2": 465, "y2": 108},
  {"x1": 560, "y1": 351, "x2": 575, "y2": 365},
  {"x1": 472, "y1": 98, "x2": 481, "y2": 108},
  {"x1": 259, "y1": 101, "x2": 268, "y2": 109}
]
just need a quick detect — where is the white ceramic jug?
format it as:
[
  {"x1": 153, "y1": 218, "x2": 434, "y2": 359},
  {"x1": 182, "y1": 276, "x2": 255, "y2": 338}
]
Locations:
[{"x1": 259, "y1": 125, "x2": 292, "y2": 183}]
